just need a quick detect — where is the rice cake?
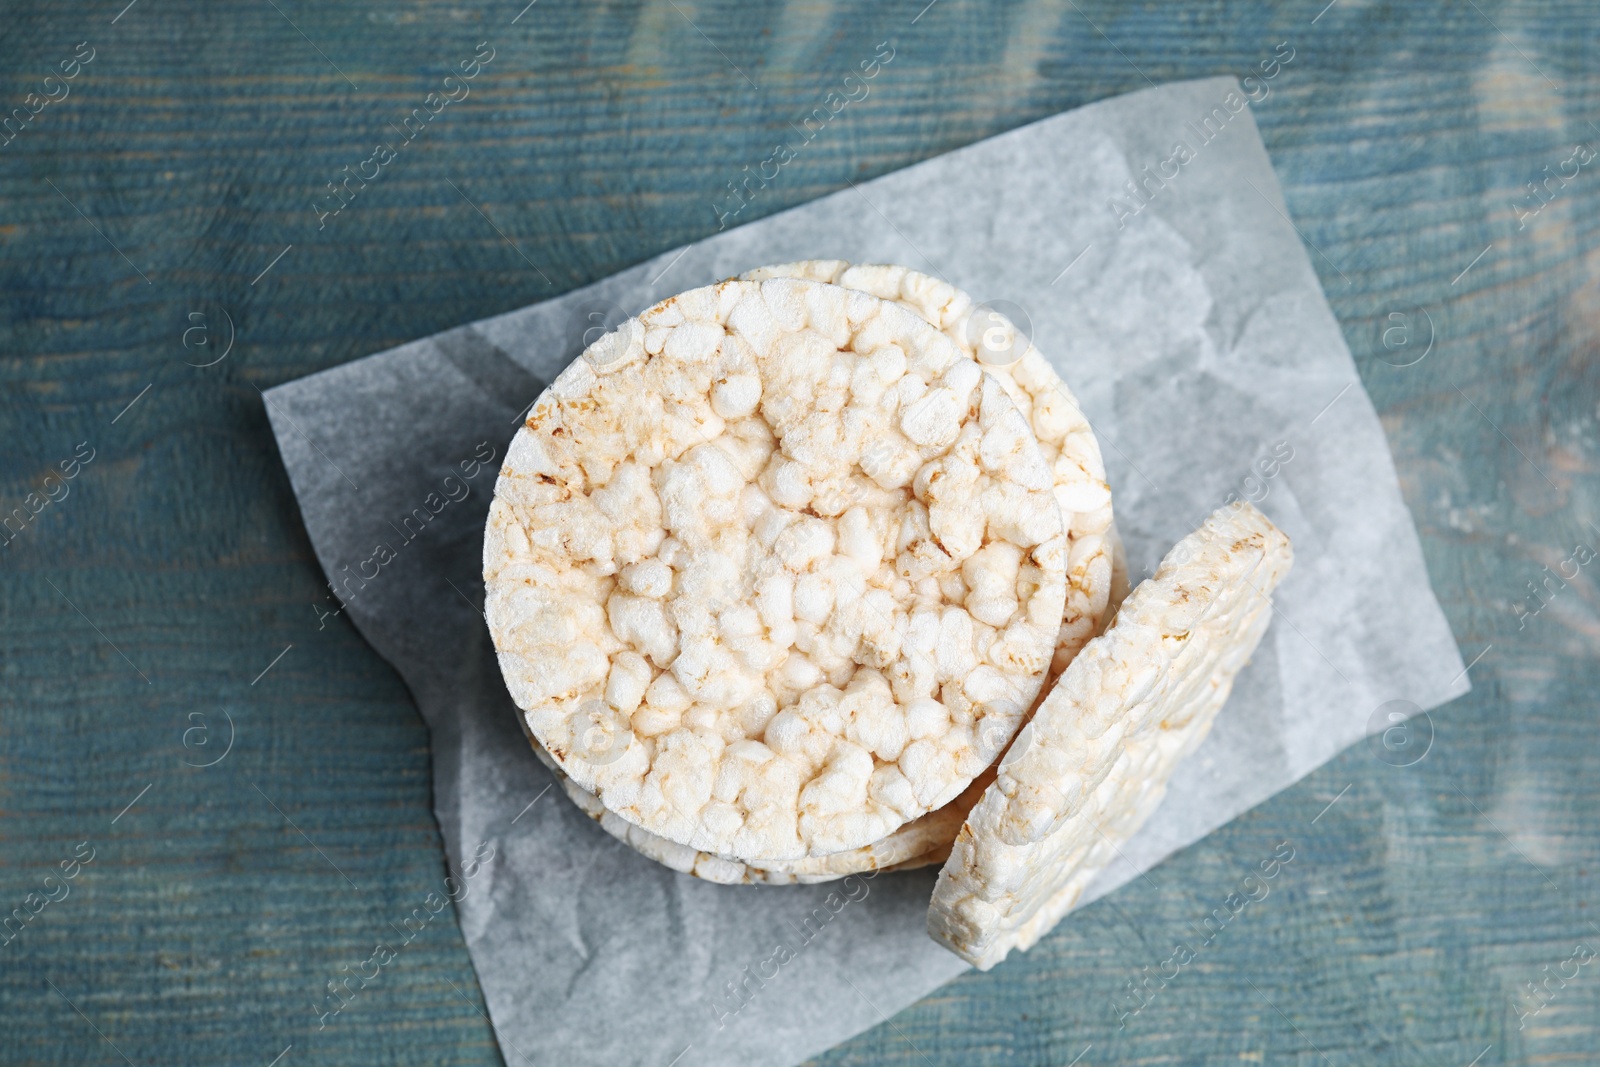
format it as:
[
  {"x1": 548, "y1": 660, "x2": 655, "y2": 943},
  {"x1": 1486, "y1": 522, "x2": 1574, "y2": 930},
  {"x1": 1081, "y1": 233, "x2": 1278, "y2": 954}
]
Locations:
[
  {"x1": 485, "y1": 278, "x2": 1068, "y2": 862},
  {"x1": 927, "y1": 501, "x2": 1292, "y2": 969}
]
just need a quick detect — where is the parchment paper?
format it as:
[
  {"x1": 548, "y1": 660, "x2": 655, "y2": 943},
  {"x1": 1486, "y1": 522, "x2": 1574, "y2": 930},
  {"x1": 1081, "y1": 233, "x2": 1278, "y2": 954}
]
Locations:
[{"x1": 265, "y1": 77, "x2": 1469, "y2": 1067}]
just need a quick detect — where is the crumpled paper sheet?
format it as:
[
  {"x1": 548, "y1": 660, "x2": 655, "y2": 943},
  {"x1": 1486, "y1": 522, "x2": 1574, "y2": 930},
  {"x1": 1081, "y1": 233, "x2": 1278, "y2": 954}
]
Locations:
[{"x1": 264, "y1": 77, "x2": 1468, "y2": 1067}]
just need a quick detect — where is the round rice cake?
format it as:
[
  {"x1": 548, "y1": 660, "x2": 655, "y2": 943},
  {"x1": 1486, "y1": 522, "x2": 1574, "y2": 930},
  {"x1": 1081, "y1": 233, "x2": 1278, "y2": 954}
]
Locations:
[
  {"x1": 485, "y1": 277, "x2": 1068, "y2": 863},
  {"x1": 742, "y1": 261, "x2": 1116, "y2": 675},
  {"x1": 926, "y1": 501, "x2": 1293, "y2": 969}
]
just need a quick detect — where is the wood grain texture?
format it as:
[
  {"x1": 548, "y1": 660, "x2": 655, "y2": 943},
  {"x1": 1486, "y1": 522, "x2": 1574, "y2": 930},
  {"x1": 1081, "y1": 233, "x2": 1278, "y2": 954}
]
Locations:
[{"x1": 1, "y1": 0, "x2": 1597, "y2": 1064}]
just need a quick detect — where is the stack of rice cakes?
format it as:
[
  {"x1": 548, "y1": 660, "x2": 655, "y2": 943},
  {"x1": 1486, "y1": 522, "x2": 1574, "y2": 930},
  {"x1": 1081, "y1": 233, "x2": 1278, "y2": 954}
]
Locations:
[{"x1": 484, "y1": 265, "x2": 1292, "y2": 969}]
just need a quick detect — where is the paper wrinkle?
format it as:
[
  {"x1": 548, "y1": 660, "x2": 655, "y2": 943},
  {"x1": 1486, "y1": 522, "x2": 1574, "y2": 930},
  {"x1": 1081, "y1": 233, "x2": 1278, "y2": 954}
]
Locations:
[{"x1": 263, "y1": 77, "x2": 1467, "y2": 1067}]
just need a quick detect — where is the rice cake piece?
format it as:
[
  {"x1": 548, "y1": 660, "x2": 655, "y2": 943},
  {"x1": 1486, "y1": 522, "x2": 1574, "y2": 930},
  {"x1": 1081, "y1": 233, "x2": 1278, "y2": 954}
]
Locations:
[
  {"x1": 485, "y1": 277, "x2": 1068, "y2": 863},
  {"x1": 927, "y1": 501, "x2": 1292, "y2": 969},
  {"x1": 743, "y1": 261, "x2": 1116, "y2": 674}
]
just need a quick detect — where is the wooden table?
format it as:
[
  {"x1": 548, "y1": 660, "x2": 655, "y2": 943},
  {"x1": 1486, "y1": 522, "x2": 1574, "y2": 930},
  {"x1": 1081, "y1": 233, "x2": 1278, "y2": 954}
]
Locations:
[{"x1": 2, "y1": 1, "x2": 1595, "y2": 1064}]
